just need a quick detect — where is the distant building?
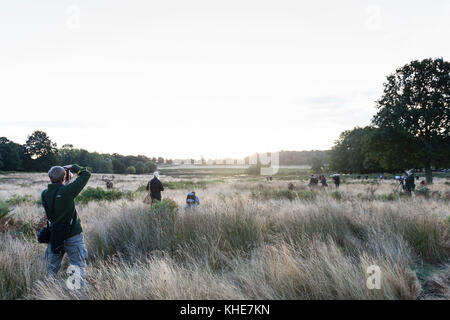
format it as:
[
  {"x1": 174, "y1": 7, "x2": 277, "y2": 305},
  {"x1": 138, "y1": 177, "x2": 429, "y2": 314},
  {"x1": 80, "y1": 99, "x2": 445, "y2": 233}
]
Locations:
[{"x1": 225, "y1": 158, "x2": 234, "y2": 165}]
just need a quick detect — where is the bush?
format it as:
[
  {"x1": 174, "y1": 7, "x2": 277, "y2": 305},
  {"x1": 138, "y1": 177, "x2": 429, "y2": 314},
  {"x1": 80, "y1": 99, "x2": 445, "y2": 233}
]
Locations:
[
  {"x1": 331, "y1": 190, "x2": 342, "y2": 200},
  {"x1": 246, "y1": 163, "x2": 261, "y2": 175},
  {"x1": 125, "y1": 166, "x2": 136, "y2": 175},
  {"x1": 375, "y1": 193, "x2": 399, "y2": 202},
  {"x1": 297, "y1": 190, "x2": 316, "y2": 201},
  {"x1": 250, "y1": 188, "x2": 315, "y2": 201},
  {"x1": 6, "y1": 195, "x2": 34, "y2": 206},
  {"x1": 416, "y1": 187, "x2": 430, "y2": 199},
  {"x1": 0, "y1": 200, "x2": 11, "y2": 220},
  {"x1": 150, "y1": 198, "x2": 178, "y2": 215},
  {"x1": 76, "y1": 187, "x2": 135, "y2": 204},
  {"x1": 162, "y1": 180, "x2": 218, "y2": 190}
]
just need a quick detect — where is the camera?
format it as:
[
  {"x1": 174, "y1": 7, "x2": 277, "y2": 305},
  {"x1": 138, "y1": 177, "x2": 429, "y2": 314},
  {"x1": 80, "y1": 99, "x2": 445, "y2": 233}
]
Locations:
[{"x1": 65, "y1": 168, "x2": 71, "y2": 183}]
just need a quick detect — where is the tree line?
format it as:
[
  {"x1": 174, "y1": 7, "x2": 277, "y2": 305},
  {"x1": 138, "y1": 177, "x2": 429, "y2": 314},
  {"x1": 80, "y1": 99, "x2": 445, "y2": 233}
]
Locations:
[
  {"x1": 0, "y1": 131, "x2": 161, "y2": 174},
  {"x1": 327, "y1": 58, "x2": 450, "y2": 183}
]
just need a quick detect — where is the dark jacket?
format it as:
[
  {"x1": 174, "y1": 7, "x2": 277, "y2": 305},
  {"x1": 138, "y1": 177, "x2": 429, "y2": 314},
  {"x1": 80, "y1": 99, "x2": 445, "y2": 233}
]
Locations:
[
  {"x1": 405, "y1": 174, "x2": 415, "y2": 191},
  {"x1": 41, "y1": 164, "x2": 91, "y2": 239},
  {"x1": 332, "y1": 176, "x2": 340, "y2": 185},
  {"x1": 147, "y1": 178, "x2": 164, "y2": 200}
]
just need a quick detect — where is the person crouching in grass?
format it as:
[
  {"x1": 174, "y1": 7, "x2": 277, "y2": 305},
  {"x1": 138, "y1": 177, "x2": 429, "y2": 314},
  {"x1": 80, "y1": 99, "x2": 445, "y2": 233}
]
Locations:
[{"x1": 42, "y1": 164, "x2": 91, "y2": 285}]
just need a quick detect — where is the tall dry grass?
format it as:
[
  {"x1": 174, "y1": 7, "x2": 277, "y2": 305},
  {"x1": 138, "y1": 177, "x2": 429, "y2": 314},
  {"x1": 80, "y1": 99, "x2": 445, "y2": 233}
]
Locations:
[{"x1": 0, "y1": 173, "x2": 448, "y2": 300}]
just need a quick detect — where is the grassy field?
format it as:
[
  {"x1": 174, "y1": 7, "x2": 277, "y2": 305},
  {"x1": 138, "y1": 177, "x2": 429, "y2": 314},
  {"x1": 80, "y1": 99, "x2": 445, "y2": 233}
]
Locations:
[{"x1": 0, "y1": 170, "x2": 449, "y2": 300}]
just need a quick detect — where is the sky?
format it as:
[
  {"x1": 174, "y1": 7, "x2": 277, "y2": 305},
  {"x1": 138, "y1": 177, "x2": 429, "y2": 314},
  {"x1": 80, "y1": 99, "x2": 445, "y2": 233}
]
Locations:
[{"x1": 1, "y1": 0, "x2": 449, "y2": 160}]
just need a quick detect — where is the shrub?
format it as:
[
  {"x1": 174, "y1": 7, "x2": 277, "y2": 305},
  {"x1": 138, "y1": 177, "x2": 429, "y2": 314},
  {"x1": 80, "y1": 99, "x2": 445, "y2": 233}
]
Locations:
[
  {"x1": 6, "y1": 194, "x2": 34, "y2": 206},
  {"x1": 150, "y1": 198, "x2": 178, "y2": 215},
  {"x1": 246, "y1": 163, "x2": 261, "y2": 175},
  {"x1": 137, "y1": 180, "x2": 216, "y2": 192},
  {"x1": 163, "y1": 180, "x2": 211, "y2": 190},
  {"x1": 442, "y1": 191, "x2": 450, "y2": 201},
  {"x1": 375, "y1": 193, "x2": 399, "y2": 202},
  {"x1": 76, "y1": 187, "x2": 135, "y2": 204},
  {"x1": 136, "y1": 185, "x2": 147, "y2": 192},
  {"x1": 297, "y1": 190, "x2": 316, "y2": 201},
  {"x1": 0, "y1": 200, "x2": 11, "y2": 220},
  {"x1": 251, "y1": 188, "x2": 316, "y2": 201},
  {"x1": 331, "y1": 190, "x2": 342, "y2": 200},
  {"x1": 416, "y1": 187, "x2": 430, "y2": 199}
]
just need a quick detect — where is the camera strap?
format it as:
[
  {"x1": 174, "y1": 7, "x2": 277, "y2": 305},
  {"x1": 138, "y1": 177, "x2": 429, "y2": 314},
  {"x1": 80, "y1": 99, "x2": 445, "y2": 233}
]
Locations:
[{"x1": 42, "y1": 185, "x2": 63, "y2": 227}]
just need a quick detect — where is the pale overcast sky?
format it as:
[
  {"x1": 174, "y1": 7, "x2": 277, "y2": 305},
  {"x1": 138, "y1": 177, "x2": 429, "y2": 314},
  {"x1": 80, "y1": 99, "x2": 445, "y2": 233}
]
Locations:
[{"x1": 1, "y1": 0, "x2": 449, "y2": 159}]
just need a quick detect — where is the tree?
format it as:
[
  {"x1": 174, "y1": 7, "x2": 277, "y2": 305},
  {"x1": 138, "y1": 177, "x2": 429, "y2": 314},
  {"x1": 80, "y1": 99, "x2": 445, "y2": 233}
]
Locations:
[
  {"x1": 328, "y1": 127, "x2": 381, "y2": 174},
  {"x1": 126, "y1": 166, "x2": 136, "y2": 174},
  {"x1": 99, "y1": 159, "x2": 114, "y2": 173},
  {"x1": 112, "y1": 159, "x2": 126, "y2": 174},
  {"x1": 135, "y1": 161, "x2": 145, "y2": 174},
  {"x1": 372, "y1": 58, "x2": 450, "y2": 183},
  {"x1": 310, "y1": 156, "x2": 325, "y2": 173},
  {"x1": 25, "y1": 131, "x2": 58, "y2": 171},
  {"x1": 363, "y1": 127, "x2": 421, "y2": 172},
  {"x1": 144, "y1": 161, "x2": 157, "y2": 173},
  {"x1": 0, "y1": 137, "x2": 23, "y2": 171}
]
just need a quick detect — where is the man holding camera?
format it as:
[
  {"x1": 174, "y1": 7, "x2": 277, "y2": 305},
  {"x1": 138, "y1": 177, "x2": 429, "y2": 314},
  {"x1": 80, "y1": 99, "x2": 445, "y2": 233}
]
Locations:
[{"x1": 41, "y1": 164, "x2": 91, "y2": 282}]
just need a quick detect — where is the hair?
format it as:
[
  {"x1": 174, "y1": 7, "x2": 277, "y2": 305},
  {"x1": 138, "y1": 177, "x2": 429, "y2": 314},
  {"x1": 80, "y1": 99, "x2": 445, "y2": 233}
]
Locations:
[
  {"x1": 48, "y1": 166, "x2": 65, "y2": 183},
  {"x1": 153, "y1": 171, "x2": 159, "y2": 179}
]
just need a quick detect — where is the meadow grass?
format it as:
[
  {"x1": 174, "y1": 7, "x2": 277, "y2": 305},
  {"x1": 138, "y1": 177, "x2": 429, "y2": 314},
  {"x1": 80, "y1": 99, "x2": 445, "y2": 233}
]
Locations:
[{"x1": 0, "y1": 173, "x2": 448, "y2": 300}]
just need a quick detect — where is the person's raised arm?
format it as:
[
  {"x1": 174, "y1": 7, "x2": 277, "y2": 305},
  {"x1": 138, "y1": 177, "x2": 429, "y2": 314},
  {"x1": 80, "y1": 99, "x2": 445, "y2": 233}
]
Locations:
[{"x1": 63, "y1": 164, "x2": 91, "y2": 198}]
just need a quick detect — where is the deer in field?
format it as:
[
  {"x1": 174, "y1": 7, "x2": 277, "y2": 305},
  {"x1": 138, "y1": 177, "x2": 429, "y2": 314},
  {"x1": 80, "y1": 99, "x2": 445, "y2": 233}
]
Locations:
[{"x1": 102, "y1": 175, "x2": 115, "y2": 189}]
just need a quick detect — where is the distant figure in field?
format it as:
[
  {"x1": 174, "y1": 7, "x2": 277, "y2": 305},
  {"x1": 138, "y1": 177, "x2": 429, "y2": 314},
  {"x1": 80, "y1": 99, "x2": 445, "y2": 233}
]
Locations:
[
  {"x1": 404, "y1": 170, "x2": 416, "y2": 194},
  {"x1": 146, "y1": 171, "x2": 164, "y2": 204},
  {"x1": 308, "y1": 175, "x2": 318, "y2": 187},
  {"x1": 288, "y1": 183, "x2": 295, "y2": 191},
  {"x1": 331, "y1": 174, "x2": 340, "y2": 189},
  {"x1": 320, "y1": 175, "x2": 328, "y2": 187},
  {"x1": 185, "y1": 191, "x2": 200, "y2": 209},
  {"x1": 379, "y1": 173, "x2": 384, "y2": 181},
  {"x1": 356, "y1": 175, "x2": 361, "y2": 180}
]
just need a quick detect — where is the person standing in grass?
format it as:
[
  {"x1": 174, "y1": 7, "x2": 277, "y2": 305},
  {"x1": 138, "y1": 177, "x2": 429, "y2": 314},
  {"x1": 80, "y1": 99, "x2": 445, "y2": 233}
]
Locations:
[
  {"x1": 320, "y1": 175, "x2": 328, "y2": 188},
  {"x1": 405, "y1": 169, "x2": 416, "y2": 194},
  {"x1": 41, "y1": 164, "x2": 91, "y2": 284},
  {"x1": 308, "y1": 175, "x2": 318, "y2": 187},
  {"x1": 332, "y1": 174, "x2": 340, "y2": 189},
  {"x1": 146, "y1": 171, "x2": 164, "y2": 204}
]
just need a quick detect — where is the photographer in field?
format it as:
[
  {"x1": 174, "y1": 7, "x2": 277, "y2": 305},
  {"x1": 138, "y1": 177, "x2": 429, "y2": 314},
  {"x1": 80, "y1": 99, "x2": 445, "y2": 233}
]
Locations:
[{"x1": 39, "y1": 164, "x2": 91, "y2": 283}]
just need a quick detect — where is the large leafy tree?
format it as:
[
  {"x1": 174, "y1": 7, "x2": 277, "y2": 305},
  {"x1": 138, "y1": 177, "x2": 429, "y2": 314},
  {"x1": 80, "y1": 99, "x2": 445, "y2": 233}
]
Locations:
[
  {"x1": 328, "y1": 127, "x2": 382, "y2": 174},
  {"x1": 0, "y1": 137, "x2": 21, "y2": 171},
  {"x1": 25, "y1": 131, "x2": 58, "y2": 171},
  {"x1": 372, "y1": 58, "x2": 450, "y2": 183}
]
